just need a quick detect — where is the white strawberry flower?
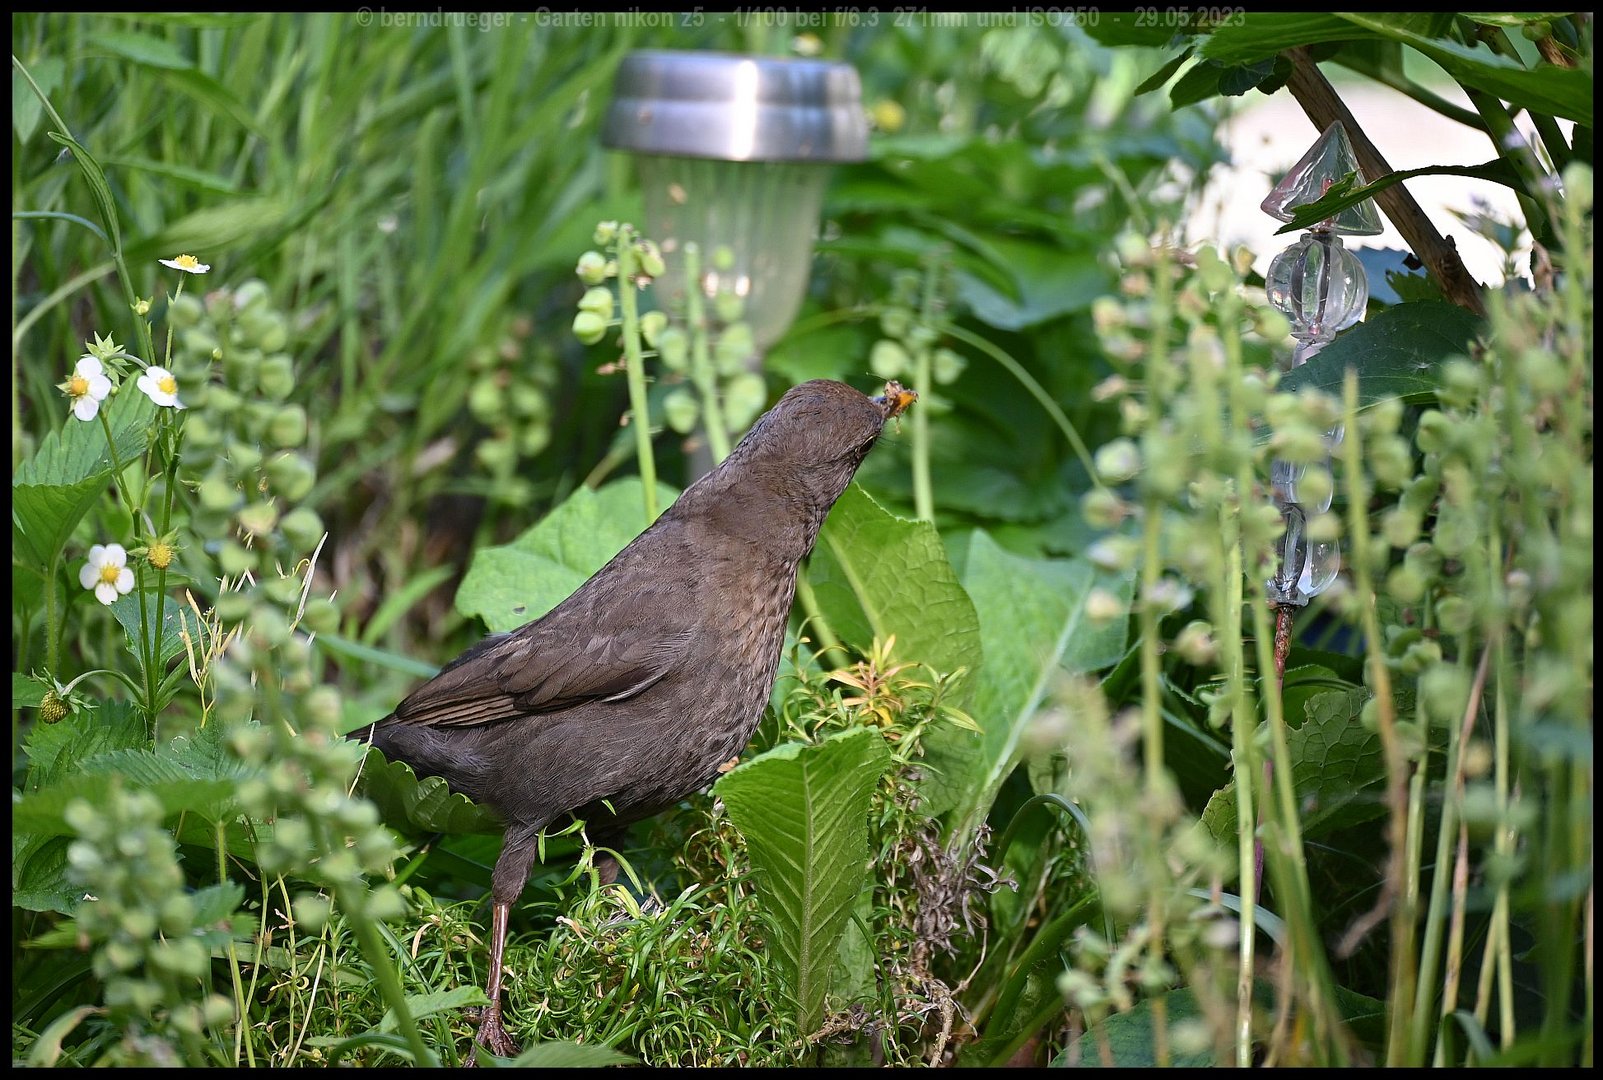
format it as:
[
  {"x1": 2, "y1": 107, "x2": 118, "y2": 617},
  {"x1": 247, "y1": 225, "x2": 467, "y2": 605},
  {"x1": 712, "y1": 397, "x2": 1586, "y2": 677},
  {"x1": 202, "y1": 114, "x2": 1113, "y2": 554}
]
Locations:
[{"x1": 80, "y1": 543, "x2": 135, "y2": 605}]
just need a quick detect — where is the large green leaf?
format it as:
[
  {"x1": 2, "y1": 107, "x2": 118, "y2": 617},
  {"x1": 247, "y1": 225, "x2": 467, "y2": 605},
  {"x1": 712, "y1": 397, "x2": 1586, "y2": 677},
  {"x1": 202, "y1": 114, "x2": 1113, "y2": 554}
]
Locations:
[
  {"x1": 953, "y1": 238, "x2": 1110, "y2": 331},
  {"x1": 807, "y1": 484, "x2": 982, "y2": 685},
  {"x1": 22, "y1": 700, "x2": 147, "y2": 790},
  {"x1": 12, "y1": 831, "x2": 74, "y2": 914},
  {"x1": 1278, "y1": 301, "x2": 1483, "y2": 405},
  {"x1": 13, "y1": 388, "x2": 157, "y2": 569},
  {"x1": 1200, "y1": 687, "x2": 1384, "y2": 850},
  {"x1": 925, "y1": 532, "x2": 1132, "y2": 829},
  {"x1": 1335, "y1": 14, "x2": 1593, "y2": 126},
  {"x1": 109, "y1": 592, "x2": 195, "y2": 669},
  {"x1": 455, "y1": 478, "x2": 678, "y2": 633},
  {"x1": 715, "y1": 727, "x2": 892, "y2": 1033}
]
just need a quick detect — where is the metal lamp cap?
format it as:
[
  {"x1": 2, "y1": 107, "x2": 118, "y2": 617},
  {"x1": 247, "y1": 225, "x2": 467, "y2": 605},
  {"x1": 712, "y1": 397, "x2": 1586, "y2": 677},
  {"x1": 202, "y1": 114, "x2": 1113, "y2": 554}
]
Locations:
[{"x1": 602, "y1": 49, "x2": 869, "y2": 163}]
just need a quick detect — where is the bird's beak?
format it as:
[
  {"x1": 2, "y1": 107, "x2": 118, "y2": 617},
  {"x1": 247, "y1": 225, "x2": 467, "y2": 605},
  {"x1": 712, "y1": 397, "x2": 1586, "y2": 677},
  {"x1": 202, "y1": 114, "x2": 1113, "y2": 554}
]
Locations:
[{"x1": 873, "y1": 380, "x2": 918, "y2": 420}]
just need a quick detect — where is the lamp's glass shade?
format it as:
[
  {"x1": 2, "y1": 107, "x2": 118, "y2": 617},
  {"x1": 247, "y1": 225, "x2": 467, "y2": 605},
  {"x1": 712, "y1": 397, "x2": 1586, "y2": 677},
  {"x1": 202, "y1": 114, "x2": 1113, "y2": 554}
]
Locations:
[
  {"x1": 637, "y1": 155, "x2": 831, "y2": 352},
  {"x1": 1266, "y1": 233, "x2": 1368, "y2": 347},
  {"x1": 604, "y1": 50, "x2": 868, "y2": 353}
]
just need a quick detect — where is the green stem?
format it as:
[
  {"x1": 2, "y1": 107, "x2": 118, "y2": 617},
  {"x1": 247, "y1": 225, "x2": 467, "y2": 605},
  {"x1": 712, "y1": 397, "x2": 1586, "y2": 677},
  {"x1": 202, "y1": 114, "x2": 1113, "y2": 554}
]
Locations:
[
  {"x1": 342, "y1": 886, "x2": 436, "y2": 1066},
  {"x1": 1480, "y1": 27, "x2": 1572, "y2": 173},
  {"x1": 909, "y1": 261, "x2": 940, "y2": 523},
  {"x1": 616, "y1": 229, "x2": 658, "y2": 521},
  {"x1": 98, "y1": 405, "x2": 156, "y2": 731},
  {"x1": 1339, "y1": 371, "x2": 1415, "y2": 1066},
  {"x1": 1329, "y1": 55, "x2": 1483, "y2": 130},
  {"x1": 682, "y1": 243, "x2": 732, "y2": 463}
]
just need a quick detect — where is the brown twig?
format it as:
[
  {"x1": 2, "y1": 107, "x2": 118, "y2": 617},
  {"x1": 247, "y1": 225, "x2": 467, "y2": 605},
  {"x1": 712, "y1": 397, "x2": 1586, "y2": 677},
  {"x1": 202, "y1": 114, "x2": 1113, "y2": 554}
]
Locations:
[{"x1": 1282, "y1": 48, "x2": 1487, "y2": 318}]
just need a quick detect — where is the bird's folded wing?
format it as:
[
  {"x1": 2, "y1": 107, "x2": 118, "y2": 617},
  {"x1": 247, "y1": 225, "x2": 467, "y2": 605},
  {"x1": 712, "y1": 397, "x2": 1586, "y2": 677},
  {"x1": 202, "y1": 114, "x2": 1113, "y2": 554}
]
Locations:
[{"x1": 388, "y1": 589, "x2": 697, "y2": 729}]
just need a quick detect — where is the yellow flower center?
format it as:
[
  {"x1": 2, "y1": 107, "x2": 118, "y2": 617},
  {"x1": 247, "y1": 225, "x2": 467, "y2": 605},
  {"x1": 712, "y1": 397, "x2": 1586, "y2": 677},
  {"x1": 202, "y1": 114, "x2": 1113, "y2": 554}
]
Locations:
[
  {"x1": 98, "y1": 564, "x2": 122, "y2": 586},
  {"x1": 159, "y1": 375, "x2": 178, "y2": 395},
  {"x1": 173, "y1": 254, "x2": 201, "y2": 270},
  {"x1": 68, "y1": 375, "x2": 90, "y2": 398},
  {"x1": 148, "y1": 542, "x2": 174, "y2": 570}
]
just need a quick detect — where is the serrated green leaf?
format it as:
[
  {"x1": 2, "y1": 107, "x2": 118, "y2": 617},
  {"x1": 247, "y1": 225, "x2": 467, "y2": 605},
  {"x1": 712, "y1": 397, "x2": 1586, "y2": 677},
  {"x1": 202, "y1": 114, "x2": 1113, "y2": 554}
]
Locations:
[
  {"x1": 715, "y1": 727, "x2": 893, "y2": 1033},
  {"x1": 12, "y1": 831, "x2": 74, "y2": 914},
  {"x1": 23, "y1": 700, "x2": 147, "y2": 790},
  {"x1": 14, "y1": 672, "x2": 51, "y2": 709},
  {"x1": 455, "y1": 478, "x2": 679, "y2": 633},
  {"x1": 927, "y1": 532, "x2": 1132, "y2": 829},
  {"x1": 356, "y1": 748, "x2": 503, "y2": 834},
  {"x1": 109, "y1": 591, "x2": 194, "y2": 669},
  {"x1": 808, "y1": 484, "x2": 982, "y2": 688},
  {"x1": 1279, "y1": 301, "x2": 1483, "y2": 405},
  {"x1": 1201, "y1": 687, "x2": 1383, "y2": 849},
  {"x1": 191, "y1": 882, "x2": 246, "y2": 926},
  {"x1": 13, "y1": 387, "x2": 157, "y2": 568}
]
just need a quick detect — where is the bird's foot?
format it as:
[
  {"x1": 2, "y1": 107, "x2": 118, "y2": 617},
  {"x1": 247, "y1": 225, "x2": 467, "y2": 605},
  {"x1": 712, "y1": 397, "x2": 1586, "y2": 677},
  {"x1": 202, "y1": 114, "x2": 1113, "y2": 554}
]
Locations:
[{"x1": 463, "y1": 1006, "x2": 520, "y2": 1067}]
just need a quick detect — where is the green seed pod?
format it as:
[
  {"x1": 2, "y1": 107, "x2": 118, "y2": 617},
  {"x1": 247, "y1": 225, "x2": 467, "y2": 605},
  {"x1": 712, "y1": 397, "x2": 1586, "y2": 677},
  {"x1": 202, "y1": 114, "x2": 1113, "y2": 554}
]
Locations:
[
  {"x1": 714, "y1": 291, "x2": 744, "y2": 323},
  {"x1": 301, "y1": 597, "x2": 340, "y2": 635},
  {"x1": 364, "y1": 883, "x2": 408, "y2": 922},
  {"x1": 1173, "y1": 620, "x2": 1217, "y2": 666},
  {"x1": 300, "y1": 686, "x2": 343, "y2": 730},
  {"x1": 1295, "y1": 463, "x2": 1334, "y2": 509},
  {"x1": 1435, "y1": 594, "x2": 1474, "y2": 636},
  {"x1": 268, "y1": 404, "x2": 309, "y2": 448},
  {"x1": 468, "y1": 376, "x2": 507, "y2": 424},
  {"x1": 1094, "y1": 438, "x2": 1142, "y2": 484},
  {"x1": 1420, "y1": 664, "x2": 1471, "y2": 727},
  {"x1": 1401, "y1": 474, "x2": 1439, "y2": 515},
  {"x1": 1081, "y1": 488, "x2": 1127, "y2": 529},
  {"x1": 168, "y1": 293, "x2": 204, "y2": 329},
  {"x1": 639, "y1": 310, "x2": 668, "y2": 347},
  {"x1": 1361, "y1": 395, "x2": 1404, "y2": 436},
  {"x1": 264, "y1": 573, "x2": 304, "y2": 608},
  {"x1": 578, "y1": 286, "x2": 615, "y2": 320},
  {"x1": 208, "y1": 385, "x2": 243, "y2": 414},
  {"x1": 475, "y1": 435, "x2": 516, "y2": 473},
  {"x1": 1369, "y1": 436, "x2": 1413, "y2": 490},
  {"x1": 1306, "y1": 512, "x2": 1342, "y2": 542},
  {"x1": 572, "y1": 310, "x2": 607, "y2": 346},
  {"x1": 635, "y1": 240, "x2": 666, "y2": 279},
  {"x1": 224, "y1": 347, "x2": 263, "y2": 393},
  {"x1": 1386, "y1": 565, "x2": 1427, "y2": 604},
  {"x1": 293, "y1": 893, "x2": 332, "y2": 933},
  {"x1": 517, "y1": 424, "x2": 551, "y2": 458},
  {"x1": 182, "y1": 327, "x2": 220, "y2": 359},
  {"x1": 1518, "y1": 347, "x2": 1566, "y2": 396},
  {"x1": 509, "y1": 383, "x2": 548, "y2": 420},
  {"x1": 712, "y1": 245, "x2": 736, "y2": 272},
  {"x1": 218, "y1": 540, "x2": 258, "y2": 577},
  {"x1": 266, "y1": 453, "x2": 317, "y2": 502},
  {"x1": 281, "y1": 507, "x2": 326, "y2": 551},
  {"x1": 714, "y1": 323, "x2": 755, "y2": 375},
  {"x1": 236, "y1": 500, "x2": 280, "y2": 537},
  {"x1": 226, "y1": 438, "x2": 264, "y2": 478},
  {"x1": 1269, "y1": 425, "x2": 1329, "y2": 465},
  {"x1": 879, "y1": 306, "x2": 912, "y2": 338},
  {"x1": 1382, "y1": 508, "x2": 1421, "y2": 549},
  {"x1": 257, "y1": 353, "x2": 295, "y2": 401},
  {"x1": 870, "y1": 339, "x2": 910, "y2": 380},
  {"x1": 158, "y1": 893, "x2": 197, "y2": 936},
  {"x1": 258, "y1": 315, "x2": 289, "y2": 353},
  {"x1": 576, "y1": 250, "x2": 608, "y2": 284},
  {"x1": 232, "y1": 279, "x2": 271, "y2": 313},
  {"x1": 214, "y1": 589, "x2": 255, "y2": 623},
  {"x1": 249, "y1": 604, "x2": 292, "y2": 649},
  {"x1": 722, "y1": 372, "x2": 767, "y2": 430},
  {"x1": 241, "y1": 400, "x2": 276, "y2": 441},
  {"x1": 662, "y1": 388, "x2": 700, "y2": 434},
  {"x1": 1438, "y1": 359, "x2": 1484, "y2": 409},
  {"x1": 1416, "y1": 410, "x2": 1452, "y2": 455},
  {"x1": 656, "y1": 326, "x2": 689, "y2": 371},
  {"x1": 932, "y1": 347, "x2": 967, "y2": 384}
]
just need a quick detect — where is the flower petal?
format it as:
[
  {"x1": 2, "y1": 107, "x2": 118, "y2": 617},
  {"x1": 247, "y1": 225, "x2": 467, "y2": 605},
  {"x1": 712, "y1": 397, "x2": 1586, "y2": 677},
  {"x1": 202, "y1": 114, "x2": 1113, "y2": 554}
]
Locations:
[
  {"x1": 80, "y1": 562, "x2": 100, "y2": 590},
  {"x1": 75, "y1": 356, "x2": 104, "y2": 378},
  {"x1": 95, "y1": 582, "x2": 119, "y2": 605},
  {"x1": 72, "y1": 396, "x2": 100, "y2": 421},
  {"x1": 115, "y1": 568, "x2": 134, "y2": 594},
  {"x1": 104, "y1": 543, "x2": 127, "y2": 567},
  {"x1": 87, "y1": 374, "x2": 112, "y2": 399}
]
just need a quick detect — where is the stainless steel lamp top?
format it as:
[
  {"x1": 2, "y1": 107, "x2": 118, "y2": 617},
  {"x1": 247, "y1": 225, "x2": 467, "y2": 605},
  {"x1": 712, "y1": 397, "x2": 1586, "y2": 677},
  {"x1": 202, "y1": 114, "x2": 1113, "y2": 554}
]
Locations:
[{"x1": 602, "y1": 50, "x2": 868, "y2": 163}]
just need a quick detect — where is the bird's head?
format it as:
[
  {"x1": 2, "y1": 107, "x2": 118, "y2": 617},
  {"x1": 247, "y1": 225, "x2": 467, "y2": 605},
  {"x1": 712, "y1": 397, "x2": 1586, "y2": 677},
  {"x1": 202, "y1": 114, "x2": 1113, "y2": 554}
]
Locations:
[{"x1": 686, "y1": 379, "x2": 916, "y2": 553}]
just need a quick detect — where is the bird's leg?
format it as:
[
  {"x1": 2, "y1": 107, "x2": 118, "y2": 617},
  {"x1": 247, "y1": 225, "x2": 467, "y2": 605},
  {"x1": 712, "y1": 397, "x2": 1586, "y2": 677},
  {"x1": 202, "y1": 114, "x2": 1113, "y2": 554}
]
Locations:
[{"x1": 465, "y1": 901, "x2": 519, "y2": 1065}]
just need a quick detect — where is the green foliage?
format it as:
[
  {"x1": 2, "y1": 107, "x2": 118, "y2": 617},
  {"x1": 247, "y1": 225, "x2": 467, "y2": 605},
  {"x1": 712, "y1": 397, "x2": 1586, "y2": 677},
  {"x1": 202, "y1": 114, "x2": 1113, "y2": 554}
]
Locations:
[{"x1": 716, "y1": 728, "x2": 893, "y2": 1033}]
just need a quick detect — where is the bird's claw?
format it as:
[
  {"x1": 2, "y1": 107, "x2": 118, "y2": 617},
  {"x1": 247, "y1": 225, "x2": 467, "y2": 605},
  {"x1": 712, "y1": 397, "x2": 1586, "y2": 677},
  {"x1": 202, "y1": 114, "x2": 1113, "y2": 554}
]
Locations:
[{"x1": 464, "y1": 1006, "x2": 520, "y2": 1067}]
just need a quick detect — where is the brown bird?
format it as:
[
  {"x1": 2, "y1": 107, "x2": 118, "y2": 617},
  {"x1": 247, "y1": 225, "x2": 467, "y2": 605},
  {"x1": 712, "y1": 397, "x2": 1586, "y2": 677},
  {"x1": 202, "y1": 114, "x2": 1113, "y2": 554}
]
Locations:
[{"x1": 359, "y1": 379, "x2": 915, "y2": 1059}]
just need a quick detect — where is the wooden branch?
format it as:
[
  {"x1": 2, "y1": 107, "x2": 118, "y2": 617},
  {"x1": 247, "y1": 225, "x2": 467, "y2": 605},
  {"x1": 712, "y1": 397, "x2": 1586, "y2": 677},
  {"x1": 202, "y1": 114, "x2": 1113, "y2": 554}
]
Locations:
[{"x1": 1282, "y1": 47, "x2": 1487, "y2": 317}]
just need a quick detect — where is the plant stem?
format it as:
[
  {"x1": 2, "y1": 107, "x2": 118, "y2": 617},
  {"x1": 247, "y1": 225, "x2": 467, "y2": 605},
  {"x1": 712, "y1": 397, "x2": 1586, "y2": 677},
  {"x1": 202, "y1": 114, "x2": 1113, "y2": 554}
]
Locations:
[
  {"x1": 616, "y1": 228, "x2": 658, "y2": 521},
  {"x1": 682, "y1": 243, "x2": 732, "y2": 464},
  {"x1": 1337, "y1": 371, "x2": 1416, "y2": 1066},
  {"x1": 910, "y1": 260, "x2": 940, "y2": 523}
]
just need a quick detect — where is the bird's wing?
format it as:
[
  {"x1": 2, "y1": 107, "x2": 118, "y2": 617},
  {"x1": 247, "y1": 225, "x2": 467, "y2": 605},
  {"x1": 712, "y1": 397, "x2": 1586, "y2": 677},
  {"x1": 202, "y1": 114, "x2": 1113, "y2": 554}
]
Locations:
[{"x1": 387, "y1": 579, "x2": 698, "y2": 730}]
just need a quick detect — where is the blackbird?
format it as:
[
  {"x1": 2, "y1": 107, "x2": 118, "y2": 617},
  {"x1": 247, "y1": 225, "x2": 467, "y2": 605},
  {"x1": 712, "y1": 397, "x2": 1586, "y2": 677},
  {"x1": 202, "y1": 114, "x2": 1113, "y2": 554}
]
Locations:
[{"x1": 358, "y1": 378, "x2": 915, "y2": 1059}]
